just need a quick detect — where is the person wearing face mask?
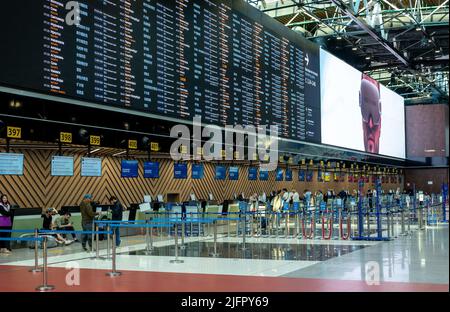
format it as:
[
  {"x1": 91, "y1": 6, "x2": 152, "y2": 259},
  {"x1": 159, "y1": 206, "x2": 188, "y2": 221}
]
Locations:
[{"x1": 0, "y1": 194, "x2": 13, "y2": 254}]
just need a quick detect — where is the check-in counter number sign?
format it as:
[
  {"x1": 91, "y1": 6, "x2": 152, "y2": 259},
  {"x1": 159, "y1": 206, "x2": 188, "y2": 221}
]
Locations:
[
  {"x1": 150, "y1": 142, "x2": 159, "y2": 151},
  {"x1": 128, "y1": 140, "x2": 137, "y2": 149},
  {"x1": 90, "y1": 136, "x2": 101, "y2": 146},
  {"x1": 7, "y1": 127, "x2": 21, "y2": 139},
  {"x1": 60, "y1": 132, "x2": 72, "y2": 143}
]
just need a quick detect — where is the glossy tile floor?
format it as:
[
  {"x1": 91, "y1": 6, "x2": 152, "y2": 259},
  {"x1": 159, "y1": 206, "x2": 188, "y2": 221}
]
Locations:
[{"x1": 0, "y1": 223, "x2": 448, "y2": 291}]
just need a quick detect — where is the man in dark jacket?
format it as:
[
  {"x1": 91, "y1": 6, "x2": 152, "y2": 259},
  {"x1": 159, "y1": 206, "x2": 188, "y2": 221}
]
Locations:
[
  {"x1": 80, "y1": 194, "x2": 99, "y2": 251},
  {"x1": 109, "y1": 196, "x2": 124, "y2": 247}
]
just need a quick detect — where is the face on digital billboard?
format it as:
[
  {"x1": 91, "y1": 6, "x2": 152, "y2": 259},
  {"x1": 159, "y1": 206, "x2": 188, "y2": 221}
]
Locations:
[{"x1": 320, "y1": 49, "x2": 405, "y2": 158}]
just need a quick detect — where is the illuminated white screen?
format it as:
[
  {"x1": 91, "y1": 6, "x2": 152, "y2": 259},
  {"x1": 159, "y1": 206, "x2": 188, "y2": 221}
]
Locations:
[{"x1": 320, "y1": 49, "x2": 405, "y2": 158}]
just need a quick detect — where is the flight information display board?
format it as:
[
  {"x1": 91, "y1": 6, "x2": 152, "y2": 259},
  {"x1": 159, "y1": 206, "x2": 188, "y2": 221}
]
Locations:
[
  {"x1": 51, "y1": 156, "x2": 74, "y2": 176},
  {"x1": 0, "y1": 153, "x2": 24, "y2": 175},
  {"x1": 0, "y1": 0, "x2": 321, "y2": 143},
  {"x1": 81, "y1": 157, "x2": 102, "y2": 177}
]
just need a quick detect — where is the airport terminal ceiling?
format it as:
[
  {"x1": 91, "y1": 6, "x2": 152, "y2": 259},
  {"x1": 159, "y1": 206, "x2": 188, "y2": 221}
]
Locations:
[{"x1": 247, "y1": 0, "x2": 449, "y2": 105}]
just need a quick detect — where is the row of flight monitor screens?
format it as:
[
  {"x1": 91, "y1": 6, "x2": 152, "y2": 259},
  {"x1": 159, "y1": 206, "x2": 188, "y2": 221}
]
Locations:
[{"x1": 0, "y1": 0, "x2": 405, "y2": 159}]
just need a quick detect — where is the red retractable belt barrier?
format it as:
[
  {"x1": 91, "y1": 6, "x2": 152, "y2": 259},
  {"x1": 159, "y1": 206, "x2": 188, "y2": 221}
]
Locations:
[{"x1": 321, "y1": 213, "x2": 333, "y2": 240}]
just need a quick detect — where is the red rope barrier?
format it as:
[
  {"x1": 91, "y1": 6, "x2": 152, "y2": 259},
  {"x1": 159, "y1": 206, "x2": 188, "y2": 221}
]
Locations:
[
  {"x1": 322, "y1": 214, "x2": 333, "y2": 240},
  {"x1": 302, "y1": 216, "x2": 315, "y2": 239},
  {"x1": 339, "y1": 215, "x2": 351, "y2": 240}
]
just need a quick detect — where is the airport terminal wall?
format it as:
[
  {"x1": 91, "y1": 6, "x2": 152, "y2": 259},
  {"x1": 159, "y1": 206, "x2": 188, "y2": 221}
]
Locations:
[{"x1": 0, "y1": 146, "x2": 403, "y2": 209}]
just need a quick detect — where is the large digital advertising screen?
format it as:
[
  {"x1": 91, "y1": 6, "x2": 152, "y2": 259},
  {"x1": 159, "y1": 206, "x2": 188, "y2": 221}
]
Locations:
[{"x1": 320, "y1": 49, "x2": 405, "y2": 158}]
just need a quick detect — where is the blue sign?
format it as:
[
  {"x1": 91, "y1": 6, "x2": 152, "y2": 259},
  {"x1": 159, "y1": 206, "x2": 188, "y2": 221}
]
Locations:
[
  {"x1": 81, "y1": 157, "x2": 102, "y2": 177},
  {"x1": 0, "y1": 153, "x2": 24, "y2": 175},
  {"x1": 317, "y1": 169, "x2": 323, "y2": 182},
  {"x1": 248, "y1": 167, "x2": 257, "y2": 180},
  {"x1": 174, "y1": 163, "x2": 187, "y2": 179},
  {"x1": 215, "y1": 165, "x2": 226, "y2": 180},
  {"x1": 192, "y1": 164, "x2": 204, "y2": 179},
  {"x1": 144, "y1": 162, "x2": 159, "y2": 178},
  {"x1": 51, "y1": 156, "x2": 74, "y2": 176},
  {"x1": 285, "y1": 169, "x2": 292, "y2": 181},
  {"x1": 306, "y1": 171, "x2": 313, "y2": 182},
  {"x1": 121, "y1": 160, "x2": 138, "y2": 178},
  {"x1": 229, "y1": 167, "x2": 239, "y2": 180},
  {"x1": 260, "y1": 169, "x2": 269, "y2": 181},
  {"x1": 298, "y1": 170, "x2": 305, "y2": 181},
  {"x1": 276, "y1": 168, "x2": 283, "y2": 181}
]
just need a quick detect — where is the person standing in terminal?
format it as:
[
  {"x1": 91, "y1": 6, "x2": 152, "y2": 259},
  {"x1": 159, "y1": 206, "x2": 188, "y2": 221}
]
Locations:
[
  {"x1": 109, "y1": 196, "x2": 124, "y2": 247},
  {"x1": 0, "y1": 194, "x2": 12, "y2": 254},
  {"x1": 292, "y1": 189, "x2": 300, "y2": 211},
  {"x1": 303, "y1": 189, "x2": 312, "y2": 210},
  {"x1": 314, "y1": 190, "x2": 323, "y2": 210},
  {"x1": 80, "y1": 194, "x2": 99, "y2": 252},
  {"x1": 367, "y1": 189, "x2": 373, "y2": 210}
]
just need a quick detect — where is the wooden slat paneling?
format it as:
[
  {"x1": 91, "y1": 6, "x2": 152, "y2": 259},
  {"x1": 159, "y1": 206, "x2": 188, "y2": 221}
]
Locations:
[{"x1": 0, "y1": 149, "x2": 403, "y2": 209}]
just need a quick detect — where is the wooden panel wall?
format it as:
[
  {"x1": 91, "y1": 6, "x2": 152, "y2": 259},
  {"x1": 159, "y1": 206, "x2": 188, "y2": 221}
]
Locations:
[{"x1": 0, "y1": 149, "x2": 403, "y2": 209}]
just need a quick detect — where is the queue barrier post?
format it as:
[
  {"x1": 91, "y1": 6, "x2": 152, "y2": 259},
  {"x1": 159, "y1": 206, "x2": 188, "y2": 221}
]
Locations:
[
  {"x1": 180, "y1": 219, "x2": 186, "y2": 250},
  {"x1": 106, "y1": 227, "x2": 122, "y2": 277},
  {"x1": 145, "y1": 219, "x2": 152, "y2": 254},
  {"x1": 35, "y1": 237, "x2": 55, "y2": 292},
  {"x1": 241, "y1": 213, "x2": 247, "y2": 251},
  {"x1": 107, "y1": 224, "x2": 111, "y2": 259},
  {"x1": 91, "y1": 222, "x2": 95, "y2": 253},
  {"x1": 29, "y1": 228, "x2": 43, "y2": 273},
  {"x1": 170, "y1": 223, "x2": 184, "y2": 264},
  {"x1": 210, "y1": 220, "x2": 220, "y2": 257}
]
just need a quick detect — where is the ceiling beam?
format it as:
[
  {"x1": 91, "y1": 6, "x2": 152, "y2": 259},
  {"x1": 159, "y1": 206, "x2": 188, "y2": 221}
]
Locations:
[{"x1": 330, "y1": 0, "x2": 410, "y2": 66}]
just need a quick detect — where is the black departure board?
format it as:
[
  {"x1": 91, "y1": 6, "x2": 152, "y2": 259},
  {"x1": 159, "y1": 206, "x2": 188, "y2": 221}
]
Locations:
[{"x1": 0, "y1": 0, "x2": 321, "y2": 143}]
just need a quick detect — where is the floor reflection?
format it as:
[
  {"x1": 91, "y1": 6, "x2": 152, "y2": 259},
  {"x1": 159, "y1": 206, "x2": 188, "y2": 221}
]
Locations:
[{"x1": 123, "y1": 242, "x2": 366, "y2": 261}]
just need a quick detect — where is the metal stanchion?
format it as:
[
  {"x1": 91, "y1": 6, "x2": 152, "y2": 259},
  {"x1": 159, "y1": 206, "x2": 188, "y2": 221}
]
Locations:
[
  {"x1": 294, "y1": 212, "x2": 298, "y2": 238},
  {"x1": 259, "y1": 211, "x2": 262, "y2": 237},
  {"x1": 150, "y1": 223, "x2": 154, "y2": 250},
  {"x1": 180, "y1": 221, "x2": 186, "y2": 250},
  {"x1": 385, "y1": 212, "x2": 390, "y2": 238},
  {"x1": 106, "y1": 228, "x2": 122, "y2": 277},
  {"x1": 145, "y1": 220, "x2": 151, "y2": 254},
  {"x1": 285, "y1": 212, "x2": 289, "y2": 238},
  {"x1": 241, "y1": 214, "x2": 247, "y2": 251},
  {"x1": 418, "y1": 205, "x2": 424, "y2": 230},
  {"x1": 95, "y1": 224, "x2": 100, "y2": 259},
  {"x1": 170, "y1": 224, "x2": 184, "y2": 263},
  {"x1": 391, "y1": 211, "x2": 396, "y2": 237},
  {"x1": 35, "y1": 237, "x2": 55, "y2": 291},
  {"x1": 276, "y1": 213, "x2": 280, "y2": 238},
  {"x1": 91, "y1": 222, "x2": 95, "y2": 252},
  {"x1": 30, "y1": 228, "x2": 43, "y2": 273},
  {"x1": 190, "y1": 212, "x2": 193, "y2": 238},
  {"x1": 400, "y1": 209, "x2": 406, "y2": 235},
  {"x1": 227, "y1": 215, "x2": 230, "y2": 238},
  {"x1": 366, "y1": 212, "x2": 371, "y2": 237},
  {"x1": 210, "y1": 220, "x2": 220, "y2": 257},
  {"x1": 107, "y1": 224, "x2": 111, "y2": 259}
]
